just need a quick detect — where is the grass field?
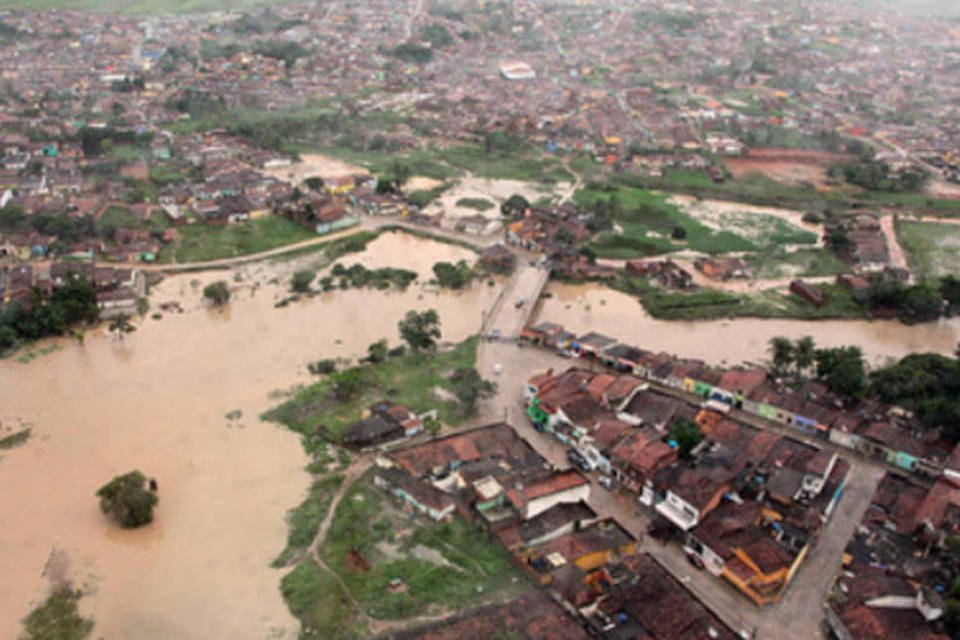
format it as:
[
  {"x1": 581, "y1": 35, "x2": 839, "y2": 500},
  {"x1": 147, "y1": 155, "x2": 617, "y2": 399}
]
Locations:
[
  {"x1": 897, "y1": 220, "x2": 960, "y2": 279},
  {"x1": 610, "y1": 274, "x2": 866, "y2": 320},
  {"x1": 746, "y1": 248, "x2": 850, "y2": 279},
  {"x1": 576, "y1": 185, "x2": 756, "y2": 258},
  {"x1": 0, "y1": 0, "x2": 277, "y2": 13},
  {"x1": 157, "y1": 216, "x2": 315, "y2": 263},
  {"x1": 262, "y1": 337, "x2": 480, "y2": 455},
  {"x1": 273, "y1": 473, "x2": 344, "y2": 568}
]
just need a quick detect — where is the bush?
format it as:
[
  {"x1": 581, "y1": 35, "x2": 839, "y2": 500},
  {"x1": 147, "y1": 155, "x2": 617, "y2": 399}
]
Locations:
[
  {"x1": 95, "y1": 470, "x2": 157, "y2": 528},
  {"x1": 308, "y1": 359, "x2": 337, "y2": 375},
  {"x1": 202, "y1": 281, "x2": 230, "y2": 306},
  {"x1": 291, "y1": 270, "x2": 316, "y2": 293}
]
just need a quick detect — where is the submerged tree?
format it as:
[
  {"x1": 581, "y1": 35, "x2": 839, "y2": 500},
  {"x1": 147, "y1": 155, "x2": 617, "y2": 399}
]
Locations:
[
  {"x1": 398, "y1": 309, "x2": 441, "y2": 353},
  {"x1": 95, "y1": 470, "x2": 158, "y2": 528},
  {"x1": 107, "y1": 313, "x2": 136, "y2": 341},
  {"x1": 202, "y1": 281, "x2": 230, "y2": 306}
]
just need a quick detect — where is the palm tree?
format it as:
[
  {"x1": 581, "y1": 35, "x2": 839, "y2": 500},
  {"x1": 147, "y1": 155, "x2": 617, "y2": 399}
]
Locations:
[
  {"x1": 107, "y1": 313, "x2": 136, "y2": 341},
  {"x1": 794, "y1": 336, "x2": 816, "y2": 379},
  {"x1": 768, "y1": 337, "x2": 794, "y2": 380}
]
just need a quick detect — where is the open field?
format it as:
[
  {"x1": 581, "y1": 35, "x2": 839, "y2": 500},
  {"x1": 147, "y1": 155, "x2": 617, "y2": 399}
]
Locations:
[
  {"x1": 745, "y1": 248, "x2": 851, "y2": 280},
  {"x1": 158, "y1": 216, "x2": 316, "y2": 263},
  {"x1": 722, "y1": 148, "x2": 853, "y2": 187},
  {"x1": 280, "y1": 470, "x2": 528, "y2": 638},
  {"x1": 897, "y1": 220, "x2": 960, "y2": 280},
  {"x1": 577, "y1": 186, "x2": 752, "y2": 258},
  {"x1": 265, "y1": 154, "x2": 371, "y2": 185}
]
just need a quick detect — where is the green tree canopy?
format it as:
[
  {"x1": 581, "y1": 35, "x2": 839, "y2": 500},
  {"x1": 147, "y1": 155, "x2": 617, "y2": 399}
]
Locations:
[
  {"x1": 814, "y1": 346, "x2": 866, "y2": 398},
  {"x1": 398, "y1": 309, "x2": 441, "y2": 353},
  {"x1": 95, "y1": 470, "x2": 157, "y2": 528},
  {"x1": 669, "y1": 417, "x2": 703, "y2": 458},
  {"x1": 202, "y1": 281, "x2": 231, "y2": 306},
  {"x1": 448, "y1": 367, "x2": 497, "y2": 415}
]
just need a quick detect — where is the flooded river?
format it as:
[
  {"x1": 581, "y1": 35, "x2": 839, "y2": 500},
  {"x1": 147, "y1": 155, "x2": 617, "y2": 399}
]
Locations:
[
  {"x1": 0, "y1": 233, "x2": 493, "y2": 639},
  {"x1": 535, "y1": 283, "x2": 960, "y2": 366}
]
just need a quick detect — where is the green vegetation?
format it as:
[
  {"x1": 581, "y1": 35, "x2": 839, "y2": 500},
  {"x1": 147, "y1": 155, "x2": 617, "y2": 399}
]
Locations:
[
  {"x1": 746, "y1": 248, "x2": 850, "y2": 279},
  {"x1": 447, "y1": 367, "x2": 497, "y2": 415},
  {"x1": 0, "y1": 428, "x2": 31, "y2": 450},
  {"x1": 576, "y1": 185, "x2": 755, "y2": 258},
  {"x1": 280, "y1": 559, "x2": 360, "y2": 640},
  {"x1": 158, "y1": 216, "x2": 315, "y2": 263},
  {"x1": 291, "y1": 270, "x2": 316, "y2": 293},
  {"x1": 328, "y1": 263, "x2": 417, "y2": 291},
  {"x1": 1, "y1": 204, "x2": 94, "y2": 244},
  {"x1": 872, "y1": 353, "x2": 960, "y2": 442},
  {"x1": 669, "y1": 417, "x2": 702, "y2": 458},
  {"x1": 398, "y1": 309, "x2": 441, "y2": 353},
  {"x1": 897, "y1": 220, "x2": 960, "y2": 280},
  {"x1": 611, "y1": 274, "x2": 867, "y2": 321},
  {"x1": 455, "y1": 197, "x2": 496, "y2": 212},
  {"x1": 626, "y1": 168, "x2": 960, "y2": 214},
  {"x1": 95, "y1": 470, "x2": 158, "y2": 528},
  {"x1": 829, "y1": 158, "x2": 929, "y2": 193},
  {"x1": 19, "y1": 587, "x2": 93, "y2": 640},
  {"x1": 202, "y1": 281, "x2": 230, "y2": 306},
  {"x1": 263, "y1": 335, "x2": 479, "y2": 454},
  {"x1": 432, "y1": 260, "x2": 474, "y2": 289},
  {"x1": 0, "y1": 276, "x2": 99, "y2": 356},
  {"x1": 768, "y1": 335, "x2": 867, "y2": 398},
  {"x1": 274, "y1": 473, "x2": 344, "y2": 567}
]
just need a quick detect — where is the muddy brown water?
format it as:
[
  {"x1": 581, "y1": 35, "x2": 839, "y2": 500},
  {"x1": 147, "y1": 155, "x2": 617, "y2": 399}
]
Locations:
[
  {"x1": 0, "y1": 234, "x2": 494, "y2": 639},
  {"x1": 535, "y1": 283, "x2": 960, "y2": 366}
]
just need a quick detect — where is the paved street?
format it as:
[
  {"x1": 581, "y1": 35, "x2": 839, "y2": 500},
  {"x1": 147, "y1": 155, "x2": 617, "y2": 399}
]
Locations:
[{"x1": 474, "y1": 340, "x2": 887, "y2": 640}]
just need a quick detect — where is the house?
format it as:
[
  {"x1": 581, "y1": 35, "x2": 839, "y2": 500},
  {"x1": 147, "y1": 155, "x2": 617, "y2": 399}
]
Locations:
[
  {"x1": 654, "y1": 468, "x2": 729, "y2": 531},
  {"x1": 694, "y1": 257, "x2": 750, "y2": 280},
  {"x1": 343, "y1": 414, "x2": 405, "y2": 449},
  {"x1": 505, "y1": 470, "x2": 591, "y2": 520},
  {"x1": 523, "y1": 519, "x2": 637, "y2": 583},
  {"x1": 374, "y1": 467, "x2": 456, "y2": 521},
  {"x1": 790, "y1": 280, "x2": 829, "y2": 307},
  {"x1": 585, "y1": 553, "x2": 739, "y2": 639},
  {"x1": 571, "y1": 332, "x2": 616, "y2": 358},
  {"x1": 479, "y1": 244, "x2": 516, "y2": 273}
]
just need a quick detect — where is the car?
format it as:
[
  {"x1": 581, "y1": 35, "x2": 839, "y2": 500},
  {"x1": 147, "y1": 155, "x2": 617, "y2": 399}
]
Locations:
[
  {"x1": 488, "y1": 329, "x2": 500, "y2": 341},
  {"x1": 598, "y1": 475, "x2": 614, "y2": 490},
  {"x1": 515, "y1": 296, "x2": 526, "y2": 308},
  {"x1": 566, "y1": 449, "x2": 592, "y2": 472}
]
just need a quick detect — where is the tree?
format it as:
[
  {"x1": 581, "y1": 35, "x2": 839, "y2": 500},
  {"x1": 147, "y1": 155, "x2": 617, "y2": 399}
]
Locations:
[
  {"x1": 871, "y1": 353, "x2": 960, "y2": 441},
  {"x1": 669, "y1": 417, "x2": 703, "y2": 458},
  {"x1": 554, "y1": 226, "x2": 575, "y2": 245},
  {"x1": 95, "y1": 470, "x2": 158, "y2": 528},
  {"x1": 500, "y1": 194, "x2": 529, "y2": 218},
  {"x1": 303, "y1": 176, "x2": 324, "y2": 191},
  {"x1": 793, "y1": 336, "x2": 816, "y2": 378},
  {"x1": 448, "y1": 367, "x2": 497, "y2": 415},
  {"x1": 330, "y1": 367, "x2": 363, "y2": 400},
  {"x1": 941, "y1": 276, "x2": 960, "y2": 315},
  {"x1": 366, "y1": 339, "x2": 388, "y2": 364},
  {"x1": 391, "y1": 161, "x2": 412, "y2": 191},
  {"x1": 815, "y1": 346, "x2": 866, "y2": 398},
  {"x1": 107, "y1": 313, "x2": 136, "y2": 341},
  {"x1": 398, "y1": 309, "x2": 441, "y2": 353},
  {"x1": 768, "y1": 337, "x2": 795, "y2": 379},
  {"x1": 433, "y1": 260, "x2": 472, "y2": 289},
  {"x1": 20, "y1": 586, "x2": 94, "y2": 640},
  {"x1": 827, "y1": 227, "x2": 851, "y2": 253},
  {"x1": 290, "y1": 270, "x2": 315, "y2": 293},
  {"x1": 203, "y1": 281, "x2": 230, "y2": 306}
]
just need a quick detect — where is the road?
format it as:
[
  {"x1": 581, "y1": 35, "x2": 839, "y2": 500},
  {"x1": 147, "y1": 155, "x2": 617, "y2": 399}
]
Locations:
[
  {"x1": 473, "y1": 340, "x2": 886, "y2": 640},
  {"x1": 140, "y1": 216, "x2": 500, "y2": 273}
]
